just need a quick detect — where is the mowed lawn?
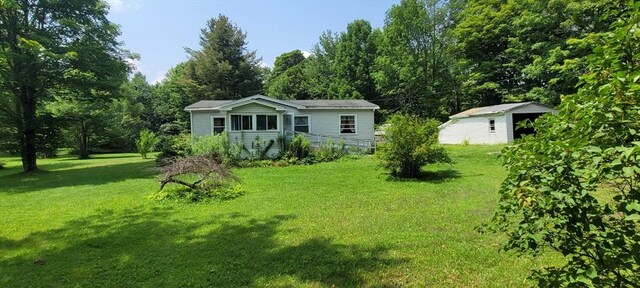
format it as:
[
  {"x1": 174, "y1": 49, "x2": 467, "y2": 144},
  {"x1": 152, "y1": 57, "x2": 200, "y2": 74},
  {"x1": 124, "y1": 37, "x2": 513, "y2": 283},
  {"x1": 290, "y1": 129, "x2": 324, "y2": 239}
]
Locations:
[{"x1": 0, "y1": 146, "x2": 551, "y2": 287}]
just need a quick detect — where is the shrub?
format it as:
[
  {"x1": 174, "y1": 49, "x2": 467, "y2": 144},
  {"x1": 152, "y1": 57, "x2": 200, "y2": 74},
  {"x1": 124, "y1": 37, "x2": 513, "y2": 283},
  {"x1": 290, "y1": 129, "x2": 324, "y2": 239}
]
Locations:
[
  {"x1": 136, "y1": 129, "x2": 160, "y2": 159},
  {"x1": 154, "y1": 155, "x2": 242, "y2": 202},
  {"x1": 0, "y1": 161, "x2": 5, "y2": 169},
  {"x1": 376, "y1": 113, "x2": 451, "y2": 178},
  {"x1": 289, "y1": 134, "x2": 311, "y2": 160},
  {"x1": 156, "y1": 133, "x2": 191, "y2": 165},
  {"x1": 484, "y1": 8, "x2": 640, "y2": 286},
  {"x1": 191, "y1": 133, "x2": 242, "y2": 165},
  {"x1": 315, "y1": 139, "x2": 346, "y2": 162}
]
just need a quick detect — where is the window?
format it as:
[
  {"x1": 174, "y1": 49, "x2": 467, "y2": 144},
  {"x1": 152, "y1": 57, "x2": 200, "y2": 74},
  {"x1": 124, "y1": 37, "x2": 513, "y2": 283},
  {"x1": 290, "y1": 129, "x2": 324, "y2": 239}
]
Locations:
[
  {"x1": 489, "y1": 119, "x2": 495, "y2": 133},
  {"x1": 231, "y1": 115, "x2": 253, "y2": 131},
  {"x1": 340, "y1": 115, "x2": 356, "y2": 134},
  {"x1": 212, "y1": 117, "x2": 225, "y2": 134},
  {"x1": 256, "y1": 115, "x2": 278, "y2": 131},
  {"x1": 294, "y1": 116, "x2": 309, "y2": 133}
]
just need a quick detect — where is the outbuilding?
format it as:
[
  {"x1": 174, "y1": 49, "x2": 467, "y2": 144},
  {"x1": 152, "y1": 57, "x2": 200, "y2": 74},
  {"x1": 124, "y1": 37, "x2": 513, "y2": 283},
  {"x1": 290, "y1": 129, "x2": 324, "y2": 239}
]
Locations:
[{"x1": 438, "y1": 102, "x2": 557, "y2": 145}]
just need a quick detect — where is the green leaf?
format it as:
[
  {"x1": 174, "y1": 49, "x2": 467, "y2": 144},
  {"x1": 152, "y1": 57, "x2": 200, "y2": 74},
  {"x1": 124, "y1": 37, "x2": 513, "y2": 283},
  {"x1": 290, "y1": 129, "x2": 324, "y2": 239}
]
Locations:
[
  {"x1": 626, "y1": 202, "x2": 640, "y2": 212},
  {"x1": 624, "y1": 214, "x2": 640, "y2": 221}
]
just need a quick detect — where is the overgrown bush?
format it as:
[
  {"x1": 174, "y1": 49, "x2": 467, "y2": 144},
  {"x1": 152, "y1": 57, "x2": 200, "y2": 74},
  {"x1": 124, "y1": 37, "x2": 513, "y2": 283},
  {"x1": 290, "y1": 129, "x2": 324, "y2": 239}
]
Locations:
[
  {"x1": 136, "y1": 129, "x2": 160, "y2": 159},
  {"x1": 156, "y1": 133, "x2": 191, "y2": 165},
  {"x1": 191, "y1": 133, "x2": 242, "y2": 165},
  {"x1": 153, "y1": 155, "x2": 243, "y2": 202},
  {"x1": 484, "y1": 7, "x2": 640, "y2": 286},
  {"x1": 315, "y1": 139, "x2": 346, "y2": 162},
  {"x1": 289, "y1": 134, "x2": 311, "y2": 160},
  {"x1": 377, "y1": 113, "x2": 451, "y2": 178}
]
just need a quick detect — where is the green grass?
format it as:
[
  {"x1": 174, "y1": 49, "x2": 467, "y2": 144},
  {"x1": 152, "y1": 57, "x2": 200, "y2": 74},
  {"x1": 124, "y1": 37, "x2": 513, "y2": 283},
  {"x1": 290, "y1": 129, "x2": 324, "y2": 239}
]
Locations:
[{"x1": 0, "y1": 147, "x2": 551, "y2": 287}]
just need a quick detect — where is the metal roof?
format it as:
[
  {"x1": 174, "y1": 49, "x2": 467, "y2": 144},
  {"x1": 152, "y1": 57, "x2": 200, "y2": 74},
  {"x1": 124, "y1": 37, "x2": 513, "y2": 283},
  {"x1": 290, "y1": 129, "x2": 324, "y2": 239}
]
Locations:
[
  {"x1": 450, "y1": 102, "x2": 553, "y2": 119},
  {"x1": 184, "y1": 95, "x2": 379, "y2": 111}
]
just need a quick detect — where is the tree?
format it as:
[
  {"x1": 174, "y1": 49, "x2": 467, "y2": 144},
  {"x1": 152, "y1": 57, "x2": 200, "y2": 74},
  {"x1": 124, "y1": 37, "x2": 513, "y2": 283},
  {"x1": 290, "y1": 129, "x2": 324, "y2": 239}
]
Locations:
[
  {"x1": 0, "y1": 0, "x2": 129, "y2": 172},
  {"x1": 455, "y1": 0, "x2": 623, "y2": 107},
  {"x1": 485, "y1": 4, "x2": 640, "y2": 286},
  {"x1": 136, "y1": 129, "x2": 160, "y2": 159},
  {"x1": 266, "y1": 50, "x2": 309, "y2": 99},
  {"x1": 377, "y1": 113, "x2": 451, "y2": 178},
  {"x1": 373, "y1": 0, "x2": 462, "y2": 120},
  {"x1": 304, "y1": 31, "x2": 339, "y2": 99},
  {"x1": 184, "y1": 15, "x2": 263, "y2": 100},
  {"x1": 331, "y1": 20, "x2": 378, "y2": 99}
]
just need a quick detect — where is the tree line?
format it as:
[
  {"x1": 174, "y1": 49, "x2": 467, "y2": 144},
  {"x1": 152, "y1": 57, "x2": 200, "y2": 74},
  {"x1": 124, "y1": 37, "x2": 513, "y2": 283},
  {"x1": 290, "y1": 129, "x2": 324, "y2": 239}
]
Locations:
[{"x1": 0, "y1": 0, "x2": 627, "y2": 172}]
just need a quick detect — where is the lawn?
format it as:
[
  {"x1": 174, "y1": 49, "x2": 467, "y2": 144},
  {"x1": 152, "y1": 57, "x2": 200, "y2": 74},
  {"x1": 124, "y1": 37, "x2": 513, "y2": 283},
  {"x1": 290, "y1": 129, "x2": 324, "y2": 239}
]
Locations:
[{"x1": 0, "y1": 146, "x2": 552, "y2": 287}]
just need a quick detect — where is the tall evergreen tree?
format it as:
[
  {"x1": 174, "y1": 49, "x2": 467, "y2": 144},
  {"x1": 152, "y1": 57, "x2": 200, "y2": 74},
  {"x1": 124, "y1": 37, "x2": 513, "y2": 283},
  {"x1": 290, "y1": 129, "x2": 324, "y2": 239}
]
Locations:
[{"x1": 184, "y1": 15, "x2": 263, "y2": 100}]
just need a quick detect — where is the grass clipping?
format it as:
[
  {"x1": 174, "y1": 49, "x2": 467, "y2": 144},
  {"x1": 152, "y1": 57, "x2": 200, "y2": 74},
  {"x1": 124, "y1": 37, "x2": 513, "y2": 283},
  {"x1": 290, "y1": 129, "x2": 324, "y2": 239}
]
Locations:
[{"x1": 151, "y1": 155, "x2": 244, "y2": 202}]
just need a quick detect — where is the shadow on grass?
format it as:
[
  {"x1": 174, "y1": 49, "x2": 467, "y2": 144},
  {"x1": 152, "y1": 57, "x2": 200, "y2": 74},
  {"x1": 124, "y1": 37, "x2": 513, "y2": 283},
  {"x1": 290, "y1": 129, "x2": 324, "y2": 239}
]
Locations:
[
  {"x1": 386, "y1": 168, "x2": 462, "y2": 183},
  {"x1": 0, "y1": 161, "x2": 156, "y2": 194},
  {"x1": 0, "y1": 208, "x2": 403, "y2": 286}
]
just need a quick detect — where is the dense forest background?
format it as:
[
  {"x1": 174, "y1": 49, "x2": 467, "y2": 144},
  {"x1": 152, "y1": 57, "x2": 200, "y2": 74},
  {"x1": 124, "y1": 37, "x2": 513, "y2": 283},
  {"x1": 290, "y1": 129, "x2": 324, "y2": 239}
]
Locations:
[{"x1": 0, "y1": 0, "x2": 627, "y2": 165}]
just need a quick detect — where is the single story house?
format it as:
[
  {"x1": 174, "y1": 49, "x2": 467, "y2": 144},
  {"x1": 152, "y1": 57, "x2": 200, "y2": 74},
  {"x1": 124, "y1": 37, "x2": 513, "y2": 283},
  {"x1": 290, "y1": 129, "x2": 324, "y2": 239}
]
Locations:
[
  {"x1": 438, "y1": 102, "x2": 557, "y2": 145},
  {"x1": 185, "y1": 94, "x2": 379, "y2": 156}
]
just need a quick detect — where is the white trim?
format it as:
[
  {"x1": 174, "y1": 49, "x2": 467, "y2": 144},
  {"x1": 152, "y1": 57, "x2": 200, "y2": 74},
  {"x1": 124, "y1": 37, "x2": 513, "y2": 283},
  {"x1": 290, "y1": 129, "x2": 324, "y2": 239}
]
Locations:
[
  {"x1": 229, "y1": 113, "x2": 280, "y2": 132},
  {"x1": 220, "y1": 95, "x2": 303, "y2": 111},
  {"x1": 211, "y1": 116, "x2": 225, "y2": 134},
  {"x1": 339, "y1": 114, "x2": 357, "y2": 135},
  {"x1": 299, "y1": 107, "x2": 379, "y2": 110},
  {"x1": 189, "y1": 111, "x2": 194, "y2": 140},
  {"x1": 293, "y1": 115, "x2": 311, "y2": 133}
]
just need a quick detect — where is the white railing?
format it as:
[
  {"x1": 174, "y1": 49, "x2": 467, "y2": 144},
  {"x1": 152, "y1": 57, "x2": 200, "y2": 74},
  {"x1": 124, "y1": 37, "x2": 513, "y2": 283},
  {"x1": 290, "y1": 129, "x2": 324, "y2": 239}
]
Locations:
[{"x1": 284, "y1": 130, "x2": 376, "y2": 151}]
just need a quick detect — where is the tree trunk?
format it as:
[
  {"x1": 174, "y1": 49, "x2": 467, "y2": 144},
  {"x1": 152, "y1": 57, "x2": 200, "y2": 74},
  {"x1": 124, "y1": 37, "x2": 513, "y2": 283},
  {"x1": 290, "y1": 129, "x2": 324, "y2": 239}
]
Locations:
[
  {"x1": 78, "y1": 121, "x2": 90, "y2": 159},
  {"x1": 18, "y1": 85, "x2": 39, "y2": 173}
]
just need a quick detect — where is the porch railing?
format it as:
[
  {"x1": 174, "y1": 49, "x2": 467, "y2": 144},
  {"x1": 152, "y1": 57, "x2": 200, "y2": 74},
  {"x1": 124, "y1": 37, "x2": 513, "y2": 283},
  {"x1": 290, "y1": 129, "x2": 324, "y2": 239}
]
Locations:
[{"x1": 284, "y1": 130, "x2": 376, "y2": 152}]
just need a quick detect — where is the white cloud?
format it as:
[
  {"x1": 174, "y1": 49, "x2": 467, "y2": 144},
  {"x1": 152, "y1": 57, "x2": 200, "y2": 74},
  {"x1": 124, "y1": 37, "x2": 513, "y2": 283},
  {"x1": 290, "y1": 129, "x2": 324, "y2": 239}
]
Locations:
[
  {"x1": 106, "y1": 0, "x2": 142, "y2": 12},
  {"x1": 301, "y1": 50, "x2": 312, "y2": 58}
]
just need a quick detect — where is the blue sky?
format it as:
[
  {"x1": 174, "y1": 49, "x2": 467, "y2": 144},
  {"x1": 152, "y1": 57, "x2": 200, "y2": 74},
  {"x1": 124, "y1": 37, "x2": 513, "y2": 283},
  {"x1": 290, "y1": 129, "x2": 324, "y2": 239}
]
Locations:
[{"x1": 106, "y1": 0, "x2": 400, "y2": 84}]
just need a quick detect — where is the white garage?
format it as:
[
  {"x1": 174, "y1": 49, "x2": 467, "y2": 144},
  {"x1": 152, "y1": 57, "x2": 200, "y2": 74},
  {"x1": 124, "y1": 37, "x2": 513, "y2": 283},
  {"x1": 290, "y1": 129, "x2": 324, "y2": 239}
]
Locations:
[{"x1": 438, "y1": 102, "x2": 557, "y2": 145}]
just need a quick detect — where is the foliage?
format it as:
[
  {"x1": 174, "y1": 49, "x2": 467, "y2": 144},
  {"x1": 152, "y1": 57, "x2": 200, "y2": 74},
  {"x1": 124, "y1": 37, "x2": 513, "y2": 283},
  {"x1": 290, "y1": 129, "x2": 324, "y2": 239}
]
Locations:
[
  {"x1": 184, "y1": 15, "x2": 263, "y2": 100},
  {"x1": 377, "y1": 113, "x2": 452, "y2": 178},
  {"x1": 155, "y1": 155, "x2": 241, "y2": 202},
  {"x1": 0, "y1": 161, "x2": 5, "y2": 169},
  {"x1": 485, "y1": 5, "x2": 640, "y2": 286},
  {"x1": 330, "y1": 20, "x2": 379, "y2": 100},
  {"x1": 156, "y1": 129, "x2": 192, "y2": 165},
  {"x1": 455, "y1": 0, "x2": 624, "y2": 107},
  {"x1": 190, "y1": 133, "x2": 242, "y2": 165},
  {"x1": 373, "y1": 0, "x2": 463, "y2": 120},
  {"x1": 136, "y1": 130, "x2": 160, "y2": 159},
  {"x1": 315, "y1": 139, "x2": 347, "y2": 162},
  {"x1": 289, "y1": 135, "x2": 312, "y2": 160},
  {"x1": 0, "y1": 0, "x2": 130, "y2": 172}
]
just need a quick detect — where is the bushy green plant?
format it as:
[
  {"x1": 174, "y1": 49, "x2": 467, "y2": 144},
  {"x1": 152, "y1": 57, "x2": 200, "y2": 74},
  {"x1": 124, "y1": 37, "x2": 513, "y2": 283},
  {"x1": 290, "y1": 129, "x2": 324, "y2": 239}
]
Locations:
[
  {"x1": 315, "y1": 139, "x2": 346, "y2": 162},
  {"x1": 377, "y1": 113, "x2": 452, "y2": 178},
  {"x1": 191, "y1": 133, "x2": 242, "y2": 165},
  {"x1": 136, "y1": 130, "x2": 160, "y2": 159},
  {"x1": 484, "y1": 6, "x2": 640, "y2": 286},
  {"x1": 289, "y1": 134, "x2": 311, "y2": 160},
  {"x1": 156, "y1": 133, "x2": 191, "y2": 165}
]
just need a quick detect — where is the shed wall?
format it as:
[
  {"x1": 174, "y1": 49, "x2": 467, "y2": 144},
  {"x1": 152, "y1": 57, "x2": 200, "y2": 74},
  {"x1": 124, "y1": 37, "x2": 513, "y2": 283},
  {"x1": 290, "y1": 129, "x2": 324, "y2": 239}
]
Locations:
[{"x1": 438, "y1": 116, "x2": 508, "y2": 144}]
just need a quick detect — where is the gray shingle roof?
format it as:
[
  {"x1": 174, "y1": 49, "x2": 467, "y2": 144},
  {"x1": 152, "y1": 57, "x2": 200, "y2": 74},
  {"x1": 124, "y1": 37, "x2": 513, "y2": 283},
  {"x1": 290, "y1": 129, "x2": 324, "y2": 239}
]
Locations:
[
  {"x1": 184, "y1": 95, "x2": 379, "y2": 111},
  {"x1": 184, "y1": 100, "x2": 233, "y2": 110},
  {"x1": 451, "y1": 102, "x2": 553, "y2": 118}
]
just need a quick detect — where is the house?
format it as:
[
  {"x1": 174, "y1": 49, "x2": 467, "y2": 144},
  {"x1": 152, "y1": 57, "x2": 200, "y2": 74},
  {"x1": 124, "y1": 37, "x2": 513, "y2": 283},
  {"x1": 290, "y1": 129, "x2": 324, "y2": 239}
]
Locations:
[
  {"x1": 438, "y1": 102, "x2": 557, "y2": 144},
  {"x1": 185, "y1": 94, "x2": 379, "y2": 156}
]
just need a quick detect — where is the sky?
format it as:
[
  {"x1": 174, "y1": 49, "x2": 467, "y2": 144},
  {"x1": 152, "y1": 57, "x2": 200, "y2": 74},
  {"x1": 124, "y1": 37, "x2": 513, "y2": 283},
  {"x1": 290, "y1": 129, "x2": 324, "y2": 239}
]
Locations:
[{"x1": 106, "y1": 0, "x2": 401, "y2": 84}]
